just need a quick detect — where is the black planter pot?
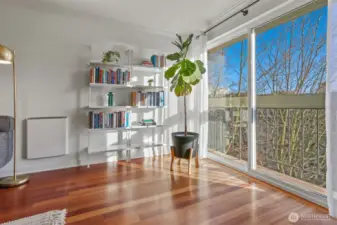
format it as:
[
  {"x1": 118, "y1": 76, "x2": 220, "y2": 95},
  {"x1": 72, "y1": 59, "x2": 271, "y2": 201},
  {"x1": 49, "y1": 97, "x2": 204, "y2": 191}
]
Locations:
[{"x1": 171, "y1": 132, "x2": 199, "y2": 159}]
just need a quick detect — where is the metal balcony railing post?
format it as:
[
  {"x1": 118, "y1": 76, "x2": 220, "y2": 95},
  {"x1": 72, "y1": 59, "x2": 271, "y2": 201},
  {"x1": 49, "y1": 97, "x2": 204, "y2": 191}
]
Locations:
[
  {"x1": 301, "y1": 110, "x2": 304, "y2": 172},
  {"x1": 316, "y1": 109, "x2": 320, "y2": 176},
  {"x1": 239, "y1": 108, "x2": 242, "y2": 160},
  {"x1": 288, "y1": 109, "x2": 291, "y2": 165},
  {"x1": 266, "y1": 109, "x2": 269, "y2": 162}
]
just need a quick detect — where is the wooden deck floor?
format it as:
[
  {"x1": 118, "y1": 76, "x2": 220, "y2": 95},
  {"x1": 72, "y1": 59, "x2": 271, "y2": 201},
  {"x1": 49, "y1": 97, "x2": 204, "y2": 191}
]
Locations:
[{"x1": 0, "y1": 156, "x2": 335, "y2": 225}]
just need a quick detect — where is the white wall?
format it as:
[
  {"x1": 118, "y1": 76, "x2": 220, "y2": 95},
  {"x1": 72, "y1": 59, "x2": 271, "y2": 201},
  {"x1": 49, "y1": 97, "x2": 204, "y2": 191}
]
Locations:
[{"x1": 0, "y1": 2, "x2": 179, "y2": 177}]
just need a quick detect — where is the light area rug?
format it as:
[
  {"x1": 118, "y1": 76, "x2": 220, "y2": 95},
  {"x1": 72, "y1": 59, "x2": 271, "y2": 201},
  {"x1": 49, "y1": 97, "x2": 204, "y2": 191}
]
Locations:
[{"x1": 0, "y1": 209, "x2": 66, "y2": 225}]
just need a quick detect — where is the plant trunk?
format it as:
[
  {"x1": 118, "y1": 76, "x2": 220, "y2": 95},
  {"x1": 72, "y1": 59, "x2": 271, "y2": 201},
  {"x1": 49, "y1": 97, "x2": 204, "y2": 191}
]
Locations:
[{"x1": 184, "y1": 95, "x2": 187, "y2": 136}]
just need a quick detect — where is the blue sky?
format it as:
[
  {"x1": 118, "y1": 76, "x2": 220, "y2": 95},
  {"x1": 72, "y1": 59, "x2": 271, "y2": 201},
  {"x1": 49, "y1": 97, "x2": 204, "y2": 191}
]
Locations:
[{"x1": 209, "y1": 5, "x2": 327, "y2": 94}]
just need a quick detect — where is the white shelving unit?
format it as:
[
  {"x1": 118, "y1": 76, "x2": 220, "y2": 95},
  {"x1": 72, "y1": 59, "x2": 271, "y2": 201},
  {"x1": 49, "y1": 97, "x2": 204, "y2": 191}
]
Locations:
[
  {"x1": 87, "y1": 50, "x2": 167, "y2": 167},
  {"x1": 89, "y1": 83, "x2": 167, "y2": 90},
  {"x1": 88, "y1": 106, "x2": 166, "y2": 110}
]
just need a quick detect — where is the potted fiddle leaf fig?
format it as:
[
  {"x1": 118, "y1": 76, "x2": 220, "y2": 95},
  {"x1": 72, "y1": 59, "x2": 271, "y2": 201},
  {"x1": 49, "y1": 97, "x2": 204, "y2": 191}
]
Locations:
[{"x1": 165, "y1": 34, "x2": 206, "y2": 159}]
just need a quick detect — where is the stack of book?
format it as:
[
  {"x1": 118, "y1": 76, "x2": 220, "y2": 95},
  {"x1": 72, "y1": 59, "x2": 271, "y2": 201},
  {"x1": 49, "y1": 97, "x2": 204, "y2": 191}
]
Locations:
[
  {"x1": 141, "y1": 60, "x2": 153, "y2": 67},
  {"x1": 130, "y1": 91, "x2": 165, "y2": 107},
  {"x1": 90, "y1": 67, "x2": 130, "y2": 84},
  {"x1": 89, "y1": 111, "x2": 130, "y2": 129},
  {"x1": 150, "y1": 55, "x2": 165, "y2": 68}
]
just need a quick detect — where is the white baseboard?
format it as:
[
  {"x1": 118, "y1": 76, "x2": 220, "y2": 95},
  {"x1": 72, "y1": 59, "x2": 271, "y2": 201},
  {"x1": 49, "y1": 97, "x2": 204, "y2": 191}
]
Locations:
[{"x1": 0, "y1": 148, "x2": 169, "y2": 178}]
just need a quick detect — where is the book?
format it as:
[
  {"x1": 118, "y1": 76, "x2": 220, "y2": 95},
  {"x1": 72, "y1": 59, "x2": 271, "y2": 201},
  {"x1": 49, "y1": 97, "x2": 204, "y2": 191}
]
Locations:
[
  {"x1": 114, "y1": 112, "x2": 117, "y2": 128},
  {"x1": 161, "y1": 55, "x2": 165, "y2": 68},
  {"x1": 160, "y1": 91, "x2": 165, "y2": 106},
  {"x1": 89, "y1": 111, "x2": 130, "y2": 129},
  {"x1": 150, "y1": 55, "x2": 165, "y2": 68},
  {"x1": 95, "y1": 113, "x2": 99, "y2": 129},
  {"x1": 90, "y1": 68, "x2": 94, "y2": 83},
  {"x1": 137, "y1": 92, "x2": 141, "y2": 106},
  {"x1": 152, "y1": 92, "x2": 156, "y2": 106},
  {"x1": 95, "y1": 67, "x2": 99, "y2": 83},
  {"x1": 122, "y1": 111, "x2": 125, "y2": 127},
  {"x1": 125, "y1": 112, "x2": 129, "y2": 127},
  {"x1": 141, "y1": 93, "x2": 145, "y2": 106},
  {"x1": 151, "y1": 55, "x2": 156, "y2": 67},
  {"x1": 156, "y1": 92, "x2": 159, "y2": 106},
  {"x1": 117, "y1": 69, "x2": 121, "y2": 84},
  {"x1": 89, "y1": 112, "x2": 93, "y2": 128},
  {"x1": 103, "y1": 70, "x2": 106, "y2": 83},
  {"x1": 90, "y1": 67, "x2": 131, "y2": 85},
  {"x1": 99, "y1": 69, "x2": 103, "y2": 83}
]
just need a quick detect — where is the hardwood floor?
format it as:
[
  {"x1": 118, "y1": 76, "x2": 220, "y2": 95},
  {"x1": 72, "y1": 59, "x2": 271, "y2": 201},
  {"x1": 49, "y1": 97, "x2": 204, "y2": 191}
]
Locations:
[{"x1": 0, "y1": 156, "x2": 335, "y2": 224}]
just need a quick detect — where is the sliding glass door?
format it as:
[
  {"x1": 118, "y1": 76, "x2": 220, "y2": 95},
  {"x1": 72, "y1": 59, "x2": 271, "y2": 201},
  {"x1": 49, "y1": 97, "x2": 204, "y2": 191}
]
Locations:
[
  {"x1": 255, "y1": 1, "x2": 327, "y2": 190},
  {"x1": 208, "y1": 35, "x2": 248, "y2": 163}
]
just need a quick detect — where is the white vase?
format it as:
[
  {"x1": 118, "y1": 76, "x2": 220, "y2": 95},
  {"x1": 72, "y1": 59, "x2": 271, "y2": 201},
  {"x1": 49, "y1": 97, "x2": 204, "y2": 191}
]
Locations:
[
  {"x1": 110, "y1": 55, "x2": 119, "y2": 64},
  {"x1": 99, "y1": 94, "x2": 109, "y2": 106}
]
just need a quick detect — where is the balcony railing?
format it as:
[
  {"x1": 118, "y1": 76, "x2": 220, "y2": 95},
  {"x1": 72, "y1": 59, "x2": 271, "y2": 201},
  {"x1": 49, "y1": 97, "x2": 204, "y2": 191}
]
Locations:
[
  {"x1": 208, "y1": 107, "x2": 248, "y2": 161},
  {"x1": 208, "y1": 94, "x2": 326, "y2": 188}
]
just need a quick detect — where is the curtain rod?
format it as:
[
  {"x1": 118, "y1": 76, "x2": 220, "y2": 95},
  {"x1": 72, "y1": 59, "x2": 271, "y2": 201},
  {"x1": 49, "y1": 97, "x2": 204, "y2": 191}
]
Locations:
[{"x1": 196, "y1": 0, "x2": 260, "y2": 39}]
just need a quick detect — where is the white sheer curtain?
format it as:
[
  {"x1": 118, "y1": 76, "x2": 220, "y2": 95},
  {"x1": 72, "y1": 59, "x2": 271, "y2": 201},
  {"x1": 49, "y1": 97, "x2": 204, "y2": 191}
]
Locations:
[
  {"x1": 183, "y1": 34, "x2": 208, "y2": 158},
  {"x1": 326, "y1": 0, "x2": 337, "y2": 217}
]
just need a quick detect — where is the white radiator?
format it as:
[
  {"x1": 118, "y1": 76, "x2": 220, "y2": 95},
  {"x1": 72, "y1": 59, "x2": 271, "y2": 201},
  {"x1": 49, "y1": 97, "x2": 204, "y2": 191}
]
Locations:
[{"x1": 26, "y1": 117, "x2": 68, "y2": 159}]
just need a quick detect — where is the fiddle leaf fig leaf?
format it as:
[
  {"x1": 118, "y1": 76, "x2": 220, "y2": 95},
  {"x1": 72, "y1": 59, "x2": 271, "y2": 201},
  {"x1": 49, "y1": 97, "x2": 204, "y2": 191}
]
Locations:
[
  {"x1": 190, "y1": 79, "x2": 200, "y2": 85},
  {"x1": 172, "y1": 41, "x2": 182, "y2": 50},
  {"x1": 180, "y1": 59, "x2": 196, "y2": 77},
  {"x1": 184, "y1": 61, "x2": 203, "y2": 85},
  {"x1": 183, "y1": 83, "x2": 193, "y2": 95},
  {"x1": 165, "y1": 63, "x2": 180, "y2": 80},
  {"x1": 167, "y1": 53, "x2": 181, "y2": 61},
  {"x1": 176, "y1": 34, "x2": 183, "y2": 45},
  {"x1": 170, "y1": 74, "x2": 179, "y2": 91},
  {"x1": 182, "y1": 76, "x2": 190, "y2": 83},
  {"x1": 195, "y1": 60, "x2": 206, "y2": 74},
  {"x1": 171, "y1": 73, "x2": 179, "y2": 85},
  {"x1": 174, "y1": 76, "x2": 185, "y2": 96},
  {"x1": 183, "y1": 34, "x2": 194, "y2": 48}
]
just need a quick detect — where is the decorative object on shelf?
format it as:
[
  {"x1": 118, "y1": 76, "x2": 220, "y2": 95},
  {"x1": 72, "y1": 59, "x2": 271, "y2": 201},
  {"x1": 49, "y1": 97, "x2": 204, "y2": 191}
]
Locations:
[
  {"x1": 141, "y1": 60, "x2": 153, "y2": 67},
  {"x1": 102, "y1": 51, "x2": 120, "y2": 64},
  {"x1": 100, "y1": 93, "x2": 109, "y2": 106},
  {"x1": 147, "y1": 79, "x2": 154, "y2": 86},
  {"x1": 108, "y1": 92, "x2": 114, "y2": 106},
  {"x1": 139, "y1": 119, "x2": 156, "y2": 126},
  {"x1": 165, "y1": 34, "x2": 206, "y2": 174},
  {"x1": 0, "y1": 44, "x2": 30, "y2": 187},
  {"x1": 99, "y1": 92, "x2": 114, "y2": 107},
  {"x1": 150, "y1": 55, "x2": 165, "y2": 68}
]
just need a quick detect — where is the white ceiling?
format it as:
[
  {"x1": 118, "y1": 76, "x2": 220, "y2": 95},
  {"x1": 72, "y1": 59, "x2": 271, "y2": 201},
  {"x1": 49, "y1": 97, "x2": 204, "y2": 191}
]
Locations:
[{"x1": 31, "y1": 0, "x2": 249, "y2": 35}]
